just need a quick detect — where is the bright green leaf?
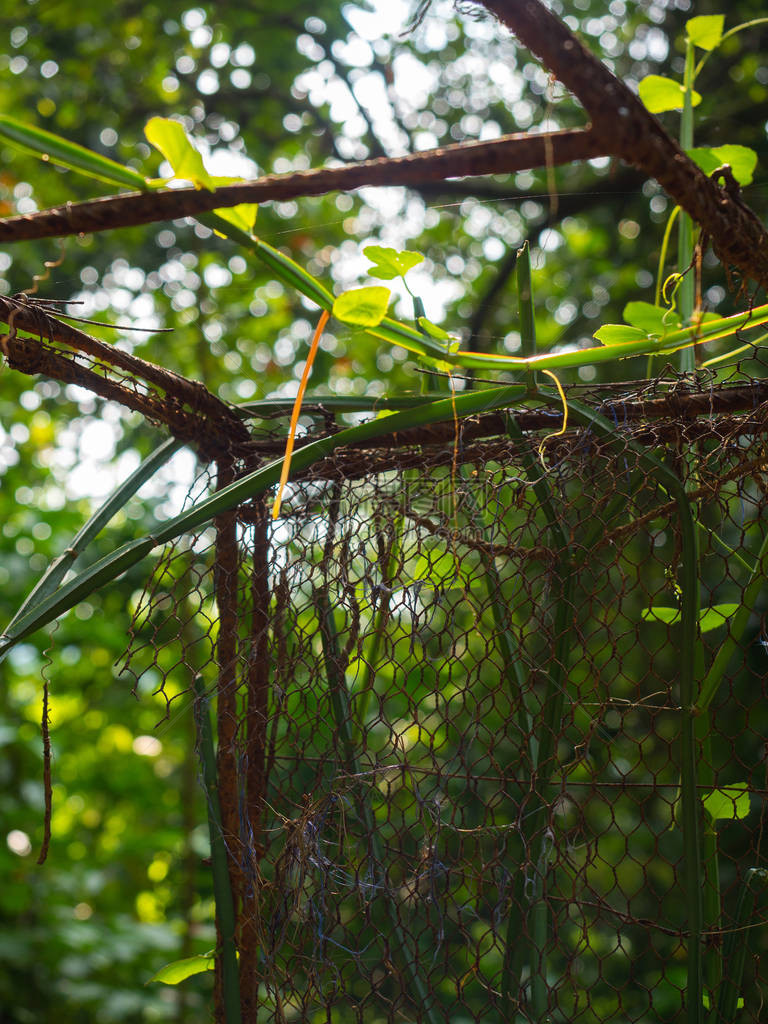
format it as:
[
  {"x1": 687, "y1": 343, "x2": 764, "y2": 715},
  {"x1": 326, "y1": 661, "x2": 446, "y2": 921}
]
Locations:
[
  {"x1": 623, "y1": 302, "x2": 680, "y2": 336},
  {"x1": 147, "y1": 953, "x2": 215, "y2": 985},
  {"x1": 702, "y1": 784, "x2": 751, "y2": 824},
  {"x1": 593, "y1": 324, "x2": 648, "y2": 344},
  {"x1": 363, "y1": 246, "x2": 424, "y2": 280},
  {"x1": 686, "y1": 15, "x2": 725, "y2": 51},
  {"x1": 333, "y1": 287, "x2": 391, "y2": 326},
  {"x1": 698, "y1": 603, "x2": 740, "y2": 632},
  {"x1": 205, "y1": 177, "x2": 258, "y2": 233},
  {"x1": 145, "y1": 117, "x2": 215, "y2": 190},
  {"x1": 642, "y1": 603, "x2": 739, "y2": 633},
  {"x1": 686, "y1": 145, "x2": 758, "y2": 186},
  {"x1": 638, "y1": 75, "x2": 702, "y2": 113},
  {"x1": 0, "y1": 115, "x2": 147, "y2": 189}
]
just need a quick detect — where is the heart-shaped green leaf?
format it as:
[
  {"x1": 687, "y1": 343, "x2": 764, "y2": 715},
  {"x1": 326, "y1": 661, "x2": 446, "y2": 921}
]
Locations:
[
  {"x1": 363, "y1": 246, "x2": 424, "y2": 280},
  {"x1": 623, "y1": 302, "x2": 680, "y2": 336},
  {"x1": 686, "y1": 14, "x2": 725, "y2": 51},
  {"x1": 642, "y1": 603, "x2": 739, "y2": 633},
  {"x1": 702, "y1": 785, "x2": 750, "y2": 824},
  {"x1": 638, "y1": 75, "x2": 702, "y2": 113},
  {"x1": 687, "y1": 145, "x2": 758, "y2": 186},
  {"x1": 333, "y1": 286, "x2": 391, "y2": 326}
]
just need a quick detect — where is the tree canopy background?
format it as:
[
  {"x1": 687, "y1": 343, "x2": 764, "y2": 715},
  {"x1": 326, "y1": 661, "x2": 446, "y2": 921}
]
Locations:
[{"x1": 2, "y1": 1, "x2": 768, "y2": 1020}]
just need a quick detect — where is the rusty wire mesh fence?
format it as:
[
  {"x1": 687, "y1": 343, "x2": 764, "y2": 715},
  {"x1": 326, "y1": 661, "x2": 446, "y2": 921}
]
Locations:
[{"x1": 123, "y1": 388, "x2": 768, "y2": 1022}]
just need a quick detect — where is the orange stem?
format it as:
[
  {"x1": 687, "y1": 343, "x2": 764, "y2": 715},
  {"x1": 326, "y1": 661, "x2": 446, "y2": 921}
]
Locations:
[{"x1": 271, "y1": 309, "x2": 331, "y2": 519}]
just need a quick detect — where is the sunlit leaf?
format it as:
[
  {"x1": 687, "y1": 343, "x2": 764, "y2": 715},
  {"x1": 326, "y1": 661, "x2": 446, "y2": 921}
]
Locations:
[
  {"x1": 623, "y1": 302, "x2": 680, "y2": 336},
  {"x1": 147, "y1": 953, "x2": 215, "y2": 985},
  {"x1": 638, "y1": 75, "x2": 702, "y2": 113},
  {"x1": 702, "y1": 785, "x2": 751, "y2": 824},
  {"x1": 364, "y1": 246, "x2": 424, "y2": 280},
  {"x1": 686, "y1": 145, "x2": 758, "y2": 186},
  {"x1": 145, "y1": 117, "x2": 214, "y2": 190},
  {"x1": 642, "y1": 603, "x2": 739, "y2": 633},
  {"x1": 333, "y1": 286, "x2": 391, "y2": 326},
  {"x1": 686, "y1": 15, "x2": 725, "y2": 51},
  {"x1": 205, "y1": 177, "x2": 258, "y2": 233}
]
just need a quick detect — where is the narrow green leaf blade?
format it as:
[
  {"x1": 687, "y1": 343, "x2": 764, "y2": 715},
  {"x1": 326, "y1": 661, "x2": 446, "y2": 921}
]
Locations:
[
  {"x1": 333, "y1": 286, "x2": 391, "y2": 326},
  {"x1": 4, "y1": 437, "x2": 183, "y2": 637},
  {"x1": 686, "y1": 14, "x2": 725, "y2": 51},
  {"x1": 147, "y1": 954, "x2": 215, "y2": 985},
  {"x1": 593, "y1": 324, "x2": 647, "y2": 344},
  {"x1": 0, "y1": 115, "x2": 147, "y2": 189},
  {"x1": 638, "y1": 75, "x2": 702, "y2": 113}
]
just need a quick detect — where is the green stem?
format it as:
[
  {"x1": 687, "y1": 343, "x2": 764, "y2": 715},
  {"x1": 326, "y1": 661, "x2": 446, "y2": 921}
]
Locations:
[
  {"x1": 677, "y1": 39, "x2": 696, "y2": 375},
  {"x1": 192, "y1": 676, "x2": 242, "y2": 1024},
  {"x1": 517, "y1": 240, "x2": 537, "y2": 389},
  {"x1": 718, "y1": 868, "x2": 768, "y2": 1021}
]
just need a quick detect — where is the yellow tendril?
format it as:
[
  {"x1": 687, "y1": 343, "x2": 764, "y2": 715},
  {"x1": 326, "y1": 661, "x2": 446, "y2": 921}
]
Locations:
[{"x1": 538, "y1": 368, "x2": 568, "y2": 465}]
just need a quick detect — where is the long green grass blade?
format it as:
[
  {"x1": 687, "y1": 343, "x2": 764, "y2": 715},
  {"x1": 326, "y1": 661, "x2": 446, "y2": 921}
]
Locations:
[
  {"x1": 5, "y1": 437, "x2": 183, "y2": 639},
  {"x1": 718, "y1": 868, "x2": 768, "y2": 1021},
  {"x1": 0, "y1": 115, "x2": 148, "y2": 189},
  {"x1": 677, "y1": 39, "x2": 696, "y2": 375},
  {"x1": 192, "y1": 676, "x2": 242, "y2": 1024}
]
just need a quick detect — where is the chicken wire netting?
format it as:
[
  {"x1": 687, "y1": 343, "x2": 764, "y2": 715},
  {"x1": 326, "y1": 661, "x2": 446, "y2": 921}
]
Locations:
[{"x1": 123, "y1": 397, "x2": 768, "y2": 1023}]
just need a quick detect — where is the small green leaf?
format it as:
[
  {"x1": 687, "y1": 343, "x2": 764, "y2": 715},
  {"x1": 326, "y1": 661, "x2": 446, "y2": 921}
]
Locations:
[
  {"x1": 698, "y1": 603, "x2": 739, "y2": 632},
  {"x1": 702, "y1": 784, "x2": 750, "y2": 824},
  {"x1": 642, "y1": 603, "x2": 739, "y2": 633},
  {"x1": 0, "y1": 115, "x2": 147, "y2": 189},
  {"x1": 638, "y1": 75, "x2": 702, "y2": 113},
  {"x1": 593, "y1": 324, "x2": 647, "y2": 344},
  {"x1": 145, "y1": 117, "x2": 215, "y2": 190},
  {"x1": 363, "y1": 246, "x2": 424, "y2": 280},
  {"x1": 207, "y1": 176, "x2": 258, "y2": 233},
  {"x1": 686, "y1": 15, "x2": 725, "y2": 51},
  {"x1": 147, "y1": 953, "x2": 215, "y2": 985},
  {"x1": 623, "y1": 302, "x2": 680, "y2": 336},
  {"x1": 333, "y1": 286, "x2": 391, "y2": 326},
  {"x1": 686, "y1": 145, "x2": 758, "y2": 186}
]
